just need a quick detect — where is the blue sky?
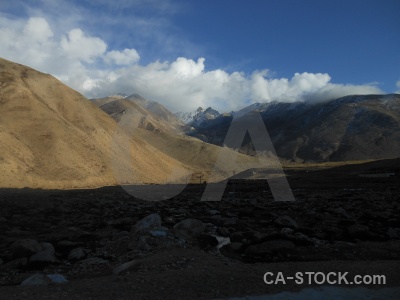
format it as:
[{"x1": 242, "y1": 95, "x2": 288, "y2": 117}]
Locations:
[{"x1": 0, "y1": 0, "x2": 399, "y2": 112}]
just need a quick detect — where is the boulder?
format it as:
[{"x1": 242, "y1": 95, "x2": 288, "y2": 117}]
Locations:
[
  {"x1": 0, "y1": 257, "x2": 28, "y2": 271},
  {"x1": 220, "y1": 243, "x2": 244, "y2": 261},
  {"x1": 46, "y1": 274, "x2": 68, "y2": 283},
  {"x1": 274, "y1": 216, "x2": 298, "y2": 229},
  {"x1": 57, "y1": 240, "x2": 85, "y2": 255},
  {"x1": 20, "y1": 274, "x2": 51, "y2": 286},
  {"x1": 347, "y1": 224, "x2": 370, "y2": 239},
  {"x1": 78, "y1": 257, "x2": 108, "y2": 266},
  {"x1": 29, "y1": 250, "x2": 58, "y2": 268},
  {"x1": 386, "y1": 227, "x2": 398, "y2": 239},
  {"x1": 68, "y1": 248, "x2": 86, "y2": 262},
  {"x1": 113, "y1": 260, "x2": 142, "y2": 275},
  {"x1": 196, "y1": 234, "x2": 218, "y2": 249},
  {"x1": 20, "y1": 274, "x2": 68, "y2": 286},
  {"x1": 173, "y1": 219, "x2": 205, "y2": 239},
  {"x1": 132, "y1": 213, "x2": 162, "y2": 233},
  {"x1": 40, "y1": 242, "x2": 55, "y2": 254},
  {"x1": 11, "y1": 239, "x2": 41, "y2": 258}
]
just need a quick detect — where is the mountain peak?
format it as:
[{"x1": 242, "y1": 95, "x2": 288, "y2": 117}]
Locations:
[{"x1": 175, "y1": 106, "x2": 220, "y2": 126}]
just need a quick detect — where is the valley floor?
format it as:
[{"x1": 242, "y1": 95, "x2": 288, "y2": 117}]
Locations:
[{"x1": 0, "y1": 160, "x2": 399, "y2": 299}]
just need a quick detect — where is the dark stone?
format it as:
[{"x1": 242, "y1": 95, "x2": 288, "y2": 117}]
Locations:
[
  {"x1": 0, "y1": 257, "x2": 28, "y2": 271},
  {"x1": 11, "y1": 239, "x2": 42, "y2": 259},
  {"x1": 347, "y1": 224, "x2": 370, "y2": 239},
  {"x1": 68, "y1": 248, "x2": 86, "y2": 262},
  {"x1": 20, "y1": 274, "x2": 51, "y2": 286},
  {"x1": 173, "y1": 219, "x2": 205, "y2": 239},
  {"x1": 57, "y1": 240, "x2": 85, "y2": 255},
  {"x1": 274, "y1": 215, "x2": 298, "y2": 229},
  {"x1": 29, "y1": 250, "x2": 58, "y2": 268},
  {"x1": 230, "y1": 232, "x2": 244, "y2": 243},
  {"x1": 132, "y1": 213, "x2": 162, "y2": 233},
  {"x1": 217, "y1": 227, "x2": 230, "y2": 237},
  {"x1": 220, "y1": 243, "x2": 244, "y2": 261},
  {"x1": 196, "y1": 234, "x2": 218, "y2": 250}
]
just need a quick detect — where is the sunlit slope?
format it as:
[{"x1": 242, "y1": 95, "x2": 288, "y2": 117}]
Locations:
[{"x1": 0, "y1": 57, "x2": 190, "y2": 188}]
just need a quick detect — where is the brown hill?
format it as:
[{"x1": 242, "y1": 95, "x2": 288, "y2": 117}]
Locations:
[
  {"x1": 0, "y1": 57, "x2": 190, "y2": 189},
  {"x1": 91, "y1": 94, "x2": 185, "y2": 135},
  {"x1": 133, "y1": 128, "x2": 262, "y2": 182},
  {"x1": 94, "y1": 96, "x2": 265, "y2": 183}
]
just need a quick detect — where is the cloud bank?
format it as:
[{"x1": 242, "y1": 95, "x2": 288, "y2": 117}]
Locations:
[{"x1": 0, "y1": 16, "x2": 384, "y2": 112}]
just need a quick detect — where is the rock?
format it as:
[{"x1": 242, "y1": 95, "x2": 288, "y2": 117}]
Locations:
[
  {"x1": 11, "y1": 239, "x2": 42, "y2": 258},
  {"x1": 208, "y1": 210, "x2": 220, "y2": 215},
  {"x1": 173, "y1": 219, "x2": 206, "y2": 239},
  {"x1": 112, "y1": 231, "x2": 130, "y2": 241},
  {"x1": 20, "y1": 274, "x2": 68, "y2": 286},
  {"x1": 68, "y1": 248, "x2": 86, "y2": 262},
  {"x1": 245, "y1": 239, "x2": 295, "y2": 256},
  {"x1": 149, "y1": 229, "x2": 168, "y2": 237},
  {"x1": 290, "y1": 233, "x2": 312, "y2": 246},
  {"x1": 46, "y1": 274, "x2": 68, "y2": 283},
  {"x1": 20, "y1": 274, "x2": 51, "y2": 286},
  {"x1": 229, "y1": 242, "x2": 244, "y2": 252},
  {"x1": 207, "y1": 215, "x2": 224, "y2": 226},
  {"x1": 108, "y1": 217, "x2": 134, "y2": 229},
  {"x1": 113, "y1": 260, "x2": 141, "y2": 275},
  {"x1": 136, "y1": 236, "x2": 156, "y2": 251},
  {"x1": 223, "y1": 217, "x2": 238, "y2": 226},
  {"x1": 132, "y1": 213, "x2": 162, "y2": 233},
  {"x1": 40, "y1": 242, "x2": 55, "y2": 254},
  {"x1": 217, "y1": 227, "x2": 230, "y2": 237},
  {"x1": 280, "y1": 228, "x2": 294, "y2": 235},
  {"x1": 0, "y1": 258, "x2": 3, "y2": 266},
  {"x1": 57, "y1": 240, "x2": 85, "y2": 255},
  {"x1": 0, "y1": 257, "x2": 28, "y2": 271},
  {"x1": 333, "y1": 207, "x2": 351, "y2": 218},
  {"x1": 386, "y1": 227, "x2": 398, "y2": 239},
  {"x1": 274, "y1": 216, "x2": 298, "y2": 229},
  {"x1": 230, "y1": 232, "x2": 244, "y2": 243},
  {"x1": 78, "y1": 257, "x2": 108, "y2": 266},
  {"x1": 347, "y1": 224, "x2": 370, "y2": 239},
  {"x1": 29, "y1": 250, "x2": 58, "y2": 268},
  {"x1": 220, "y1": 243, "x2": 244, "y2": 261},
  {"x1": 213, "y1": 235, "x2": 230, "y2": 249},
  {"x1": 196, "y1": 234, "x2": 218, "y2": 250},
  {"x1": 309, "y1": 238, "x2": 327, "y2": 247},
  {"x1": 249, "y1": 230, "x2": 280, "y2": 244}
]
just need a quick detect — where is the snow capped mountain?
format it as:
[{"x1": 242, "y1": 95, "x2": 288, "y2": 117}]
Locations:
[{"x1": 175, "y1": 106, "x2": 221, "y2": 126}]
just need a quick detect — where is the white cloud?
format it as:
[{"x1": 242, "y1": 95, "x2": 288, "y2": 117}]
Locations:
[
  {"x1": 60, "y1": 28, "x2": 107, "y2": 63},
  {"x1": 396, "y1": 80, "x2": 400, "y2": 93},
  {"x1": 23, "y1": 17, "x2": 53, "y2": 42},
  {"x1": 0, "y1": 15, "x2": 384, "y2": 113},
  {"x1": 104, "y1": 49, "x2": 140, "y2": 65}
]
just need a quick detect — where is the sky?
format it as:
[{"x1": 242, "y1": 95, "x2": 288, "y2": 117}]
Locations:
[{"x1": 0, "y1": 0, "x2": 399, "y2": 112}]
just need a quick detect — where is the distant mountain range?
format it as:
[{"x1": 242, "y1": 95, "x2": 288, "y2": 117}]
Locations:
[
  {"x1": 178, "y1": 94, "x2": 400, "y2": 162},
  {"x1": 1, "y1": 56, "x2": 399, "y2": 188},
  {"x1": 175, "y1": 107, "x2": 221, "y2": 127}
]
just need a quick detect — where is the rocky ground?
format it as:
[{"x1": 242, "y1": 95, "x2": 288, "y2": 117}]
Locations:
[{"x1": 0, "y1": 164, "x2": 399, "y2": 299}]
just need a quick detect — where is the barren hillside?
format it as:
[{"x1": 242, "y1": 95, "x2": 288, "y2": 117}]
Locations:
[{"x1": 0, "y1": 57, "x2": 190, "y2": 188}]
